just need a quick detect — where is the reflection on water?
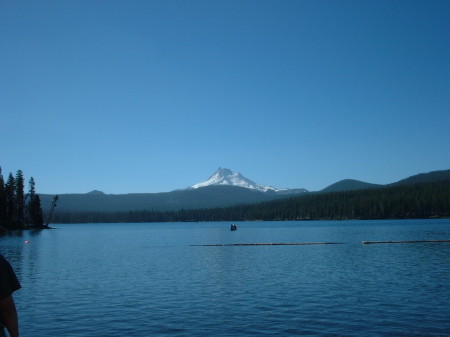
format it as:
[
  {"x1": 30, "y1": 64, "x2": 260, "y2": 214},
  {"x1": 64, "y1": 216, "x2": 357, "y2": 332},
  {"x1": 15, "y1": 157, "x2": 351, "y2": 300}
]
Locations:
[{"x1": 1, "y1": 220, "x2": 450, "y2": 336}]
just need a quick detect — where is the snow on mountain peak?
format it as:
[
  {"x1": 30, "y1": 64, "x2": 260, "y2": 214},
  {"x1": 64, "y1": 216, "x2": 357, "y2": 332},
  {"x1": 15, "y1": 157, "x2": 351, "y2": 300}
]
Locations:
[{"x1": 190, "y1": 168, "x2": 280, "y2": 192}]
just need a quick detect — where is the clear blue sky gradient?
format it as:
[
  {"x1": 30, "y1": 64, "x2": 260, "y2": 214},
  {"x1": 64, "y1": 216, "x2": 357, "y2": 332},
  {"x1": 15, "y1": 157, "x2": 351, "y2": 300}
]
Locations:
[{"x1": 1, "y1": 0, "x2": 449, "y2": 194}]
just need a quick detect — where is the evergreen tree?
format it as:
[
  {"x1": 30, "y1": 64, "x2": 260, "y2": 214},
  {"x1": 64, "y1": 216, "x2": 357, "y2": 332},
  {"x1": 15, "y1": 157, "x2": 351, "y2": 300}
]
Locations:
[
  {"x1": 5, "y1": 173, "x2": 16, "y2": 228},
  {"x1": 27, "y1": 177, "x2": 44, "y2": 227},
  {"x1": 26, "y1": 176, "x2": 35, "y2": 225},
  {"x1": 0, "y1": 167, "x2": 6, "y2": 226},
  {"x1": 15, "y1": 170, "x2": 25, "y2": 227}
]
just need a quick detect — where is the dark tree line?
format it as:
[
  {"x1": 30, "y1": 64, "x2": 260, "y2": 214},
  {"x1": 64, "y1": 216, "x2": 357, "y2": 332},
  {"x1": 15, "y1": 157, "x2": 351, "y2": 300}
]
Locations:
[
  {"x1": 0, "y1": 167, "x2": 44, "y2": 229},
  {"x1": 52, "y1": 181, "x2": 450, "y2": 223}
]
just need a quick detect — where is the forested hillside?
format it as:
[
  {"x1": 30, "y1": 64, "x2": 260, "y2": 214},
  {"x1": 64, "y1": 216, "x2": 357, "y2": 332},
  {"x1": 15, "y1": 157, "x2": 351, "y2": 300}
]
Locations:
[
  {"x1": 51, "y1": 181, "x2": 450, "y2": 223},
  {"x1": 40, "y1": 185, "x2": 296, "y2": 212},
  {"x1": 390, "y1": 169, "x2": 450, "y2": 186},
  {"x1": 320, "y1": 179, "x2": 382, "y2": 193}
]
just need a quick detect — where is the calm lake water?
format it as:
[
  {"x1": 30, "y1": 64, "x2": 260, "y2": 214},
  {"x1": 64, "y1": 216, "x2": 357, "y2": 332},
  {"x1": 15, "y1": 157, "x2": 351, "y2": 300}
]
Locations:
[{"x1": 1, "y1": 219, "x2": 450, "y2": 336}]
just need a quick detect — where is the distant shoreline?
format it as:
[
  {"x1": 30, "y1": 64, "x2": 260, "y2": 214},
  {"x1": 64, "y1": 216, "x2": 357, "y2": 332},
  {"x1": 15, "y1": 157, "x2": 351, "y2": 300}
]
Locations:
[{"x1": 8, "y1": 216, "x2": 448, "y2": 226}]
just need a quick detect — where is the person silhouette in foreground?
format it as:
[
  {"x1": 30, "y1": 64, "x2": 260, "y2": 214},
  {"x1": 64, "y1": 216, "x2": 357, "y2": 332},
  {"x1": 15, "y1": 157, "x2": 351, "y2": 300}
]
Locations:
[{"x1": 0, "y1": 254, "x2": 21, "y2": 337}]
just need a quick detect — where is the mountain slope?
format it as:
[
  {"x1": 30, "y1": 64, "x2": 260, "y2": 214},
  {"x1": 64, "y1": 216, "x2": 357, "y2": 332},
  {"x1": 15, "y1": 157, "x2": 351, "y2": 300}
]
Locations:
[
  {"x1": 39, "y1": 185, "x2": 291, "y2": 213},
  {"x1": 38, "y1": 168, "x2": 450, "y2": 214},
  {"x1": 390, "y1": 169, "x2": 450, "y2": 186},
  {"x1": 320, "y1": 169, "x2": 450, "y2": 193},
  {"x1": 321, "y1": 179, "x2": 382, "y2": 193},
  {"x1": 191, "y1": 168, "x2": 281, "y2": 192},
  {"x1": 39, "y1": 168, "x2": 307, "y2": 213}
]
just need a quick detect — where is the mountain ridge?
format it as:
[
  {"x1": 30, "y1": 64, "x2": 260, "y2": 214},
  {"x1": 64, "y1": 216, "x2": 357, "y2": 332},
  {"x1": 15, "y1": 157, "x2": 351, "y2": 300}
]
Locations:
[
  {"x1": 390, "y1": 169, "x2": 450, "y2": 186},
  {"x1": 38, "y1": 168, "x2": 450, "y2": 213},
  {"x1": 190, "y1": 167, "x2": 283, "y2": 192},
  {"x1": 320, "y1": 179, "x2": 383, "y2": 193}
]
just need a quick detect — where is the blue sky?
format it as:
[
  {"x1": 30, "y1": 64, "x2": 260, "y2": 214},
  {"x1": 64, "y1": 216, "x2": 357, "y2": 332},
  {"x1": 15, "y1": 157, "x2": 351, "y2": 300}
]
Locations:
[{"x1": 1, "y1": 0, "x2": 449, "y2": 194}]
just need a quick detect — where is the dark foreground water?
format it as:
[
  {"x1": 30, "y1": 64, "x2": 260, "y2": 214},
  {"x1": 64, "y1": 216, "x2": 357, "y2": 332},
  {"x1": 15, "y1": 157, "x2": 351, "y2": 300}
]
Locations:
[{"x1": 1, "y1": 220, "x2": 450, "y2": 336}]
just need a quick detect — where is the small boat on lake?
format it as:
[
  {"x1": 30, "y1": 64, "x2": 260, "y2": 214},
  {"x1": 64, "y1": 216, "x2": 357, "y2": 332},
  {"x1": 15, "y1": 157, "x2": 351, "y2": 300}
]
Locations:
[{"x1": 230, "y1": 224, "x2": 237, "y2": 231}]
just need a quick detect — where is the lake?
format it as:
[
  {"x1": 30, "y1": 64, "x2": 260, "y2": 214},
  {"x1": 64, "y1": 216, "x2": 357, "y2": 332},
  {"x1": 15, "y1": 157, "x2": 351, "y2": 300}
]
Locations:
[{"x1": 1, "y1": 219, "x2": 450, "y2": 336}]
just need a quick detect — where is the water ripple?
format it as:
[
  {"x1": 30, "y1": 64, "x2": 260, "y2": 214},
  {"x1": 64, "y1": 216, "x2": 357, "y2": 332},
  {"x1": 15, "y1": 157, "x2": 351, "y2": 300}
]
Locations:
[{"x1": 2, "y1": 220, "x2": 449, "y2": 336}]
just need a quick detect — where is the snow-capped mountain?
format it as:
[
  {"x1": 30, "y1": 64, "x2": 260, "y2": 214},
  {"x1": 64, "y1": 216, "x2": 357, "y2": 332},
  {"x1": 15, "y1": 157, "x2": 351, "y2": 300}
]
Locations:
[{"x1": 190, "y1": 168, "x2": 282, "y2": 192}]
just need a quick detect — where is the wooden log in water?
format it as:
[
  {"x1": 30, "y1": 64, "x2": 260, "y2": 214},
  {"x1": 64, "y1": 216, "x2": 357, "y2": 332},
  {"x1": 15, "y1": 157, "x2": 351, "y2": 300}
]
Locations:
[
  {"x1": 362, "y1": 239, "x2": 450, "y2": 244},
  {"x1": 191, "y1": 242, "x2": 342, "y2": 247}
]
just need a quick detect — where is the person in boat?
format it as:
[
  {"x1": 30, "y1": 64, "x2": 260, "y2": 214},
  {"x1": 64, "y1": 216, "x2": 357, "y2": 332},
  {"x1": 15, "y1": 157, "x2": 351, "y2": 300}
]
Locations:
[
  {"x1": 230, "y1": 224, "x2": 237, "y2": 230},
  {"x1": 0, "y1": 254, "x2": 21, "y2": 337}
]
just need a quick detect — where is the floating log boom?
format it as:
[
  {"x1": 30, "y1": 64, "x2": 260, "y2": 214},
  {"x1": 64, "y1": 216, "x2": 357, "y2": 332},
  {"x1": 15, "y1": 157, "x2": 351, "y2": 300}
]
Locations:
[
  {"x1": 191, "y1": 242, "x2": 341, "y2": 247},
  {"x1": 362, "y1": 239, "x2": 450, "y2": 244}
]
